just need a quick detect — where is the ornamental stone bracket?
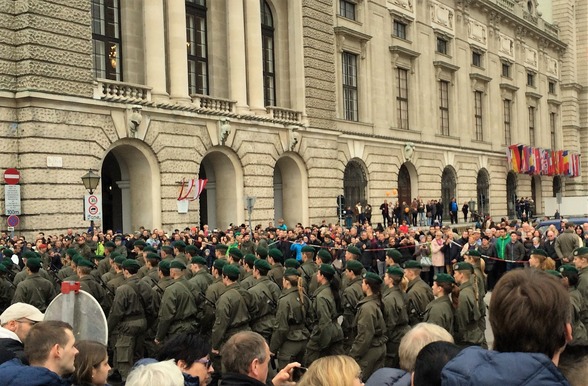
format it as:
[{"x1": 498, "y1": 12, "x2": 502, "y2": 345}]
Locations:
[{"x1": 111, "y1": 105, "x2": 150, "y2": 141}]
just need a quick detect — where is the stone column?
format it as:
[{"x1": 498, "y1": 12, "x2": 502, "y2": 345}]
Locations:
[
  {"x1": 288, "y1": 0, "x2": 306, "y2": 116},
  {"x1": 143, "y1": 0, "x2": 168, "y2": 101},
  {"x1": 226, "y1": 0, "x2": 249, "y2": 112},
  {"x1": 166, "y1": 0, "x2": 190, "y2": 102},
  {"x1": 244, "y1": 0, "x2": 265, "y2": 112},
  {"x1": 116, "y1": 180, "x2": 131, "y2": 233}
]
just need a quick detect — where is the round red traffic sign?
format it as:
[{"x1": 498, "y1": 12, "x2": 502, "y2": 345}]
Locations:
[
  {"x1": 88, "y1": 205, "x2": 99, "y2": 215},
  {"x1": 7, "y1": 215, "x2": 19, "y2": 227},
  {"x1": 4, "y1": 168, "x2": 20, "y2": 185}
]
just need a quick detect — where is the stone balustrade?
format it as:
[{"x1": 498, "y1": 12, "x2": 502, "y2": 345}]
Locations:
[
  {"x1": 266, "y1": 106, "x2": 303, "y2": 122},
  {"x1": 93, "y1": 79, "x2": 152, "y2": 103},
  {"x1": 191, "y1": 94, "x2": 236, "y2": 114}
]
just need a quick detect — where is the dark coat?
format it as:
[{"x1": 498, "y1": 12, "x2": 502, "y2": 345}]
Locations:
[{"x1": 0, "y1": 359, "x2": 71, "y2": 386}]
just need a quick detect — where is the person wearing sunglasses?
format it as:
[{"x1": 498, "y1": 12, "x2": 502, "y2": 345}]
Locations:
[
  {"x1": 156, "y1": 333, "x2": 214, "y2": 386},
  {"x1": 0, "y1": 302, "x2": 44, "y2": 364}
]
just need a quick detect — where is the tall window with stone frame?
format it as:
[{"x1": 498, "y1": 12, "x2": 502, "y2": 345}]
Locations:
[
  {"x1": 186, "y1": 0, "x2": 208, "y2": 95},
  {"x1": 503, "y1": 99, "x2": 512, "y2": 145},
  {"x1": 342, "y1": 52, "x2": 358, "y2": 121},
  {"x1": 261, "y1": 1, "x2": 276, "y2": 107},
  {"x1": 474, "y1": 91, "x2": 483, "y2": 141},
  {"x1": 550, "y1": 112, "x2": 557, "y2": 149},
  {"x1": 439, "y1": 80, "x2": 450, "y2": 135},
  {"x1": 340, "y1": 0, "x2": 356, "y2": 20},
  {"x1": 528, "y1": 106, "x2": 536, "y2": 147},
  {"x1": 396, "y1": 68, "x2": 409, "y2": 130},
  {"x1": 92, "y1": 0, "x2": 122, "y2": 81}
]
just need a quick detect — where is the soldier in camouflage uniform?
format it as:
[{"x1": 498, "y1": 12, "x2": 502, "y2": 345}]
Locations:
[
  {"x1": 74, "y1": 236, "x2": 92, "y2": 259},
  {"x1": 341, "y1": 259, "x2": 364, "y2": 349},
  {"x1": 227, "y1": 248, "x2": 245, "y2": 281},
  {"x1": 453, "y1": 262, "x2": 485, "y2": 348},
  {"x1": 240, "y1": 254, "x2": 257, "y2": 290},
  {"x1": 140, "y1": 252, "x2": 161, "y2": 288},
  {"x1": 308, "y1": 249, "x2": 332, "y2": 295},
  {"x1": 405, "y1": 260, "x2": 434, "y2": 326},
  {"x1": 382, "y1": 266, "x2": 410, "y2": 368},
  {"x1": 113, "y1": 236, "x2": 128, "y2": 258},
  {"x1": 0, "y1": 263, "x2": 15, "y2": 313},
  {"x1": 248, "y1": 259, "x2": 280, "y2": 342},
  {"x1": 268, "y1": 248, "x2": 285, "y2": 289},
  {"x1": 14, "y1": 251, "x2": 51, "y2": 285},
  {"x1": 299, "y1": 246, "x2": 317, "y2": 294},
  {"x1": 98, "y1": 241, "x2": 116, "y2": 277},
  {"x1": 77, "y1": 259, "x2": 109, "y2": 314},
  {"x1": 106, "y1": 256, "x2": 127, "y2": 298},
  {"x1": 189, "y1": 255, "x2": 213, "y2": 294}
]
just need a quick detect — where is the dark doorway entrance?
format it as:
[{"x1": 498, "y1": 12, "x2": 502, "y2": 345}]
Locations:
[
  {"x1": 198, "y1": 167, "x2": 208, "y2": 228},
  {"x1": 344, "y1": 160, "x2": 367, "y2": 206},
  {"x1": 101, "y1": 152, "x2": 122, "y2": 233},
  {"x1": 507, "y1": 171, "x2": 517, "y2": 218},
  {"x1": 398, "y1": 164, "x2": 411, "y2": 206},
  {"x1": 476, "y1": 169, "x2": 490, "y2": 217},
  {"x1": 441, "y1": 166, "x2": 457, "y2": 221}
]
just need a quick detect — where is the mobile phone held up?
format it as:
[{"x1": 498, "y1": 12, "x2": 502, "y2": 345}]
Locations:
[{"x1": 291, "y1": 366, "x2": 308, "y2": 382}]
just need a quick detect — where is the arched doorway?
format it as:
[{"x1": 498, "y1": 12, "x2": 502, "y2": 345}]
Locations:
[
  {"x1": 531, "y1": 175, "x2": 542, "y2": 216},
  {"x1": 398, "y1": 164, "x2": 411, "y2": 206},
  {"x1": 553, "y1": 176, "x2": 562, "y2": 197},
  {"x1": 506, "y1": 171, "x2": 517, "y2": 218},
  {"x1": 100, "y1": 140, "x2": 162, "y2": 233},
  {"x1": 476, "y1": 169, "x2": 490, "y2": 217},
  {"x1": 441, "y1": 166, "x2": 457, "y2": 221},
  {"x1": 198, "y1": 149, "x2": 244, "y2": 230},
  {"x1": 273, "y1": 154, "x2": 308, "y2": 226},
  {"x1": 344, "y1": 159, "x2": 367, "y2": 207}
]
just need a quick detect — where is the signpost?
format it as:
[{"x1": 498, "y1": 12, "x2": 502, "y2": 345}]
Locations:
[
  {"x1": 3, "y1": 168, "x2": 20, "y2": 185},
  {"x1": 245, "y1": 196, "x2": 256, "y2": 231},
  {"x1": 84, "y1": 194, "x2": 102, "y2": 221},
  {"x1": 4, "y1": 185, "x2": 21, "y2": 216}
]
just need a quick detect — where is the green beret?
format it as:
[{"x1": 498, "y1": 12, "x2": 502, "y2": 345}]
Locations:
[
  {"x1": 191, "y1": 256, "x2": 207, "y2": 265},
  {"x1": 244, "y1": 254, "x2": 256, "y2": 265},
  {"x1": 26, "y1": 258, "x2": 42, "y2": 269},
  {"x1": 77, "y1": 259, "x2": 94, "y2": 268},
  {"x1": 170, "y1": 260, "x2": 186, "y2": 270},
  {"x1": 2, "y1": 249, "x2": 13, "y2": 258},
  {"x1": 284, "y1": 268, "x2": 301, "y2": 277},
  {"x1": 158, "y1": 260, "x2": 171, "y2": 274},
  {"x1": 72, "y1": 255, "x2": 83, "y2": 265},
  {"x1": 254, "y1": 259, "x2": 272, "y2": 271},
  {"x1": 229, "y1": 248, "x2": 243, "y2": 261},
  {"x1": 122, "y1": 259, "x2": 140, "y2": 270},
  {"x1": 114, "y1": 236, "x2": 122, "y2": 241},
  {"x1": 256, "y1": 247, "x2": 268, "y2": 258},
  {"x1": 319, "y1": 263, "x2": 335, "y2": 276},
  {"x1": 92, "y1": 254, "x2": 105, "y2": 261},
  {"x1": 223, "y1": 264, "x2": 240, "y2": 278},
  {"x1": 346, "y1": 260, "x2": 363, "y2": 272},
  {"x1": 546, "y1": 270, "x2": 563, "y2": 278},
  {"x1": 146, "y1": 252, "x2": 161, "y2": 261},
  {"x1": 559, "y1": 264, "x2": 578, "y2": 274},
  {"x1": 530, "y1": 249, "x2": 548, "y2": 257},
  {"x1": 173, "y1": 241, "x2": 186, "y2": 249},
  {"x1": 114, "y1": 256, "x2": 127, "y2": 265},
  {"x1": 23, "y1": 251, "x2": 37, "y2": 260},
  {"x1": 162, "y1": 246, "x2": 174, "y2": 254},
  {"x1": 301, "y1": 246, "x2": 315, "y2": 254},
  {"x1": 269, "y1": 249, "x2": 283, "y2": 259},
  {"x1": 347, "y1": 246, "x2": 361, "y2": 256},
  {"x1": 465, "y1": 250, "x2": 481, "y2": 257},
  {"x1": 284, "y1": 259, "x2": 300, "y2": 269},
  {"x1": 317, "y1": 249, "x2": 332, "y2": 263},
  {"x1": 433, "y1": 273, "x2": 455, "y2": 284},
  {"x1": 387, "y1": 266, "x2": 404, "y2": 277},
  {"x1": 386, "y1": 249, "x2": 402, "y2": 260},
  {"x1": 144, "y1": 246, "x2": 156, "y2": 253},
  {"x1": 363, "y1": 272, "x2": 383, "y2": 283},
  {"x1": 185, "y1": 245, "x2": 198, "y2": 255},
  {"x1": 573, "y1": 247, "x2": 588, "y2": 257},
  {"x1": 404, "y1": 260, "x2": 422, "y2": 269},
  {"x1": 104, "y1": 241, "x2": 116, "y2": 248},
  {"x1": 216, "y1": 243, "x2": 228, "y2": 251},
  {"x1": 133, "y1": 240, "x2": 146, "y2": 247},
  {"x1": 0, "y1": 264, "x2": 7, "y2": 273},
  {"x1": 213, "y1": 259, "x2": 227, "y2": 270},
  {"x1": 453, "y1": 262, "x2": 474, "y2": 273},
  {"x1": 110, "y1": 252, "x2": 121, "y2": 259},
  {"x1": 2, "y1": 259, "x2": 13, "y2": 268},
  {"x1": 66, "y1": 248, "x2": 77, "y2": 257}
]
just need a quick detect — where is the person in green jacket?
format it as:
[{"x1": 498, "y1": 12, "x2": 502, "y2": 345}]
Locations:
[
  {"x1": 382, "y1": 266, "x2": 410, "y2": 368},
  {"x1": 405, "y1": 260, "x2": 434, "y2": 325},
  {"x1": 423, "y1": 273, "x2": 457, "y2": 334},
  {"x1": 349, "y1": 272, "x2": 388, "y2": 381},
  {"x1": 12, "y1": 258, "x2": 56, "y2": 312},
  {"x1": 270, "y1": 268, "x2": 310, "y2": 369},
  {"x1": 452, "y1": 262, "x2": 486, "y2": 348},
  {"x1": 574, "y1": 247, "x2": 588, "y2": 304},
  {"x1": 188, "y1": 255, "x2": 213, "y2": 294},
  {"x1": 248, "y1": 259, "x2": 280, "y2": 342},
  {"x1": 341, "y1": 259, "x2": 364, "y2": 349},
  {"x1": 558, "y1": 265, "x2": 588, "y2": 341},
  {"x1": 305, "y1": 264, "x2": 344, "y2": 364}
]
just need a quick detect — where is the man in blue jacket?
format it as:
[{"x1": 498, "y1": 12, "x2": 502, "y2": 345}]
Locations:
[{"x1": 442, "y1": 269, "x2": 572, "y2": 385}]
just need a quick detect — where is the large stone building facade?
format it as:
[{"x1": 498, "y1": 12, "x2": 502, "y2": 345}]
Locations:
[{"x1": 0, "y1": 0, "x2": 585, "y2": 236}]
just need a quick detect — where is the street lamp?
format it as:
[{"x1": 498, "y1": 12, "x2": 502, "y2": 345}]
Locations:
[{"x1": 81, "y1": 170, "x2": 101, "y2": 194}]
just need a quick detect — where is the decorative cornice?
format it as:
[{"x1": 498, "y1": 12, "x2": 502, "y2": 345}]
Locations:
[
  {"x1": 499, "y1": 83, "x2": 519, "y2": 92},
  {"x1": 470, "y1": 73, "x2": 492, "y2": 83},
  {"x1": 389, "y1": 45, "x2": 420, "y2": 59},
  {"x1": 433, "y1": 60, "x2": 460, "y2": 72},
  {"x1": 525, "y1": 91, "x2": 542, "y2": 100},
  {"x1": 333, "y1": 26, "x2": 372, "y2": 42}
]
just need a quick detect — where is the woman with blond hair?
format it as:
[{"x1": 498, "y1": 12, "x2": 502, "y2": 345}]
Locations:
[
  {"x1": 297, "y1": 355, "x2": 363, "y2": 386},
  {"x1": 529, "y1": 249, "x2": 556, "y2": 271}
]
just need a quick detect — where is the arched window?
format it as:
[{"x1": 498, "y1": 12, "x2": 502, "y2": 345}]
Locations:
[
  {"x1": 261, "y1": 1, "x2": 276, "y2": 106},
  {"x1": 186, "y1": 0, "x2": 208, "y2": 95},
  {"x1": 398, "y1": 164, "x2": 411, "y2": 205},
  {"x1": 441, "y1": 167, "x2": 457, "y2": 221},
  {"x1": 553, "y1": 176, "x2": 562, "y2": 197},
  {"x1": 476, "y1": 169, "x2": 490, "y2": 216},
  {"x1": 506, "y1": 171, "x2": 517, "y2": 218},
  {"x1": 344, "y1": 161, "x2": 367, "y2": 206},
  {"x1": 92, "y1": 0, "x2": 122, "y2": 80}
]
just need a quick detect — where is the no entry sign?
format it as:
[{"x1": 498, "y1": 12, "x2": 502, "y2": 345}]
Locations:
[{"x1": 4, "y1": 168, "x2": 20, "y2": 185}]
